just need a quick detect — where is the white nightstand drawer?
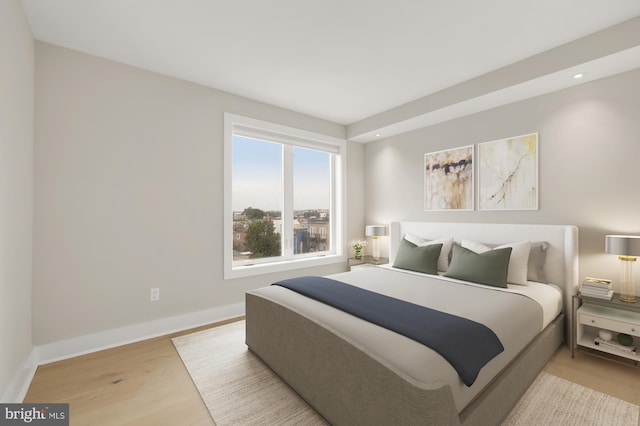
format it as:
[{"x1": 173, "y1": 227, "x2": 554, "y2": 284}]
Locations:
[
  {"x1": 579, "y1": 312, "x2": 640, "y2": 337},
  {"x1": 573, "y1": 296, "x2": 640, "y2": 362}
]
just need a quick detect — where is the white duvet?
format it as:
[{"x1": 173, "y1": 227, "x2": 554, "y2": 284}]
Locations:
[{"x1": 378, "y1": 264, "x2": 563, "y2": 328}]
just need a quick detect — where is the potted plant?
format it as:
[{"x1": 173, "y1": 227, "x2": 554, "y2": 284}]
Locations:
[{"x1": 351, "y1": 240, "x2": 367, "y2": 259}]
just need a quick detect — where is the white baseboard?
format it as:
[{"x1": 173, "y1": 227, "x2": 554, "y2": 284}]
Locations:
[
  {"x1": 1, "y1": 354, "x2": 37, "y2": 403},
  {"x1": 4, "y1": 302, "x2": 244, "y2": 402},
  {"x1": 32, "y1": 302, "x2": 245, "y2": 366}
]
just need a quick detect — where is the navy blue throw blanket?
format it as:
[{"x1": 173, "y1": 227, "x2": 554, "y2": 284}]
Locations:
[{"x1": 273, "y1": 276, "x2": 504, "y2": 387}]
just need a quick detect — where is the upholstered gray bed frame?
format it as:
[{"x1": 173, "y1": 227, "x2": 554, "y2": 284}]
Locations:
[{"x1": 245, "y1": 222, "x2": 579, "y2": 425}]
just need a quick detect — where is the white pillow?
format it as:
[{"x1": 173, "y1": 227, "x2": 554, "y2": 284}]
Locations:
[
  {"x1": 461, "y1": 239, "x2": 531, "y2": 285},
  {"x1": 403, "y1": 233, "x2": 453, "y2": 272}
]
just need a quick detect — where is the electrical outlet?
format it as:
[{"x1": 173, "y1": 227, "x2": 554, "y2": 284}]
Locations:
[{"x1": 150, "y1": 288, "x2": 160, "y2": 302}]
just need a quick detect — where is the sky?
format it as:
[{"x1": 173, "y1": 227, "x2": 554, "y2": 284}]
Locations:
[{"x1": 232, "y1": 136, "x2": 331, "y2": 212}]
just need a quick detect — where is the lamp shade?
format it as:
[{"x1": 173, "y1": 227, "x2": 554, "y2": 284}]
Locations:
[
  {"x1": 366, "y1": 225, "x2": 387, "y2": 237},
  {"x1": 605, "y1": 235, "x2": 640, "y2": 256}
]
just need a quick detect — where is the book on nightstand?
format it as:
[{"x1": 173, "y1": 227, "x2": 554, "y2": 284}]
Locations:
[
  {"x1": 580, "y1": 277, "x2": 613, "y2": 300},
  {"x1": 594, "y1": 337, "x2": 637, "y2": 355}
]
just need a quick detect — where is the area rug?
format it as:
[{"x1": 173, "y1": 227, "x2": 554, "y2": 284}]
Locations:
[
  {"x1": 173, "y1": 321, "x2": 639, "y2": 426},
  {"x1": 502, "y1": 372, "x2": 638, "y2": 426}
]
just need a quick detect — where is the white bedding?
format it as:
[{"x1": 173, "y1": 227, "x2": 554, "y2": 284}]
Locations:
[
  {"x1": 249, "y1": 265, "x2": 564, "y2": 412},
  {"x1": 378, "y1": 264, "x2": 563, "y2": 328}
]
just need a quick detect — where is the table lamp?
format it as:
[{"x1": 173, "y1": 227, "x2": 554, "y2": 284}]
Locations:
[
  {"x1": 366, "y1": 225, "x2": 387, "y2": 260},
  {"x1": 605, "y1": 234, "x2": 640, "y2": 303}
]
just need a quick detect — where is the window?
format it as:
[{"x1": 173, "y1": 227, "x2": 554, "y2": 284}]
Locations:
[{"x1": 224, "y1": 113, "x2": 346, "y2": 278}]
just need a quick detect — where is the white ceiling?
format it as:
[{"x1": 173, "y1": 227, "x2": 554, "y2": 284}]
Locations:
[{"x1": 20, "y1": 1, "x2": 640, "y2": 133}]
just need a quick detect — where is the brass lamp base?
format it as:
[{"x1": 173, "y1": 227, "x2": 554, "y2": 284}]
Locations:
[
  {"x1": 618, "y1": 294, "x2": 637, "y2": 303},
  {"x1": 618, "y1": 255, "x2": 637, "y2": 303}
]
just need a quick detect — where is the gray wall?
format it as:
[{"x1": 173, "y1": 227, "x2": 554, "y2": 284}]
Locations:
[
  {"x1": 0, "y1": 0, "x2": 34, "y2": 399},
  {"x1": 365, "y1": 68, "x2": 640, "y2": 290},
  {"x1": 33, "y1": 42, "x2": 363, "y2": 345}
]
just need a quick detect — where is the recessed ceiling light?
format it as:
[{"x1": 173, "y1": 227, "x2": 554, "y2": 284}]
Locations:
[
  {"x1": 573, "y1": 73, "x2": 585, "y2": 79},
  {"x1": 375, "y1": 133, "x2": 381, "y2": 137}
]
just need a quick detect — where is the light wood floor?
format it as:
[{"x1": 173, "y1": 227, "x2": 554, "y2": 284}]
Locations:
[
  {"x1": 544, "y1": 346, "x2": 640, "y2": 407},
  {"x1": 25, "y1": 318, "x2": 640, "y2": 426}
]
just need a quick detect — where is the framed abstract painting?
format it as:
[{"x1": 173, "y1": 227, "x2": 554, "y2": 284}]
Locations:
[
  {"x1": 424, "y1": 145, "x2": 474, "y2": 211},
  {"x1": 478, "y1": 133, "x2": 538, "y2": 210}
]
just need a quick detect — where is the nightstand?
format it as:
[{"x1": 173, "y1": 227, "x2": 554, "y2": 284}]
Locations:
[
  {"x1": 572, "y1": 293, "x2": 640, "y2": 365},
  {"x1": 348, "y1": 255, "x2": 389, "y2": 270}
]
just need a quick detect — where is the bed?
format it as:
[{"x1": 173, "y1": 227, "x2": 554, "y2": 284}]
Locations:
[{"x1": 245, "y1": 222, "x2": 579, "y2": 425}]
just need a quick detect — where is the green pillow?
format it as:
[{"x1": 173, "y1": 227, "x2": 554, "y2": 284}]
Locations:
[
  {"x1": 393, "y1": 239, "x2": 442, "y2": 274},
  {"x1": 444, "y1": 244, "x2": 513, "y2": 288}
]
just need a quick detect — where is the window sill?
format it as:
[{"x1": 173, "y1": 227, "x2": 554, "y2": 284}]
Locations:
[{"x1": 225, "y1": 254, "x2": 346, "y2": 280}]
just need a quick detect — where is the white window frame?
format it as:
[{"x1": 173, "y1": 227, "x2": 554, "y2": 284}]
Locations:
[{"x1": 224, "y1": 113, "x2": 346, "y2": 279}]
